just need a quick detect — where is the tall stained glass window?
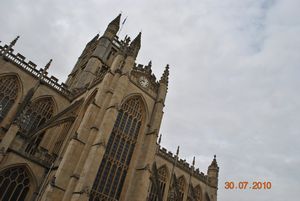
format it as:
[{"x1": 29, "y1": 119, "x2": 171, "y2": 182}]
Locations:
[
  {"x1": 0, "y1": 75, "x2": 18, "y2": 122},
  {"x1": 18, "y1": 97, "x2": 54, "y2": 135},
  {"x1": 90, "y1": 97, "x2": 144, "y2": 201},
  {"x1": 0, "y1": 166, "x2": 32, "y2": 201}
]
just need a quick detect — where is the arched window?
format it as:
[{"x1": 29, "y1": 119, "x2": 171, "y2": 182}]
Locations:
[
  {"x1": 0, "y1": 75, "x2": 19, "y2": 122},
  {"x1": 18, "y1": 97, "x2": 54, "y2": 135},
  {"x1": 147, "y1": 165, "x2": 168, "y2": 201},
  {"x1": 0, "y1": 166, "x2": 32, "y2": 201},
  {"x1": 178, "y1": 176, "x2": 186, "y2": 200},
  {"x1": 17, "y1": 97, "x2": 54, "y2": 155},
  {"x1": 194, "y1": 185, "x2": 202, "y2": 201},
  {"x1": 187, "y1": 184, "x2": 202, "y2": 201},
  {"x1": 90, "y1": 97, "x2": 144, "y2": 201}
]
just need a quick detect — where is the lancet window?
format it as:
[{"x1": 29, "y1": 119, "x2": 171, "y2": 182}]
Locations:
[
  {"x1": 0, "y1": 75, "x2": 18, "y2": 122},
  {"x1": 187, "y1": 184, "x2": 202, "y2": 201},
  {"x1": 0, "y1": 166, "x2": 32, "y2": 201},
  {"x1": 18, "y1": 97, "x2": 54, "y2": 135}
]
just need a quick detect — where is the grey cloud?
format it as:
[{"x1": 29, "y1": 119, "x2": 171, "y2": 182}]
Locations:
[{"x1": 1, "y1": 0, "x2": 299, "y2": 200}]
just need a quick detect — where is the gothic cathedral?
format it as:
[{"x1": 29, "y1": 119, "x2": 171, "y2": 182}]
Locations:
[{"x1": 0, "y1": 14, "x2": 219, "y2": 201}]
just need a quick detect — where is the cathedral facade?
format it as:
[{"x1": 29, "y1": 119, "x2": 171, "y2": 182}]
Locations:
[{"x1": 0, "y1": 14, "x2": 219, "y2": 201}]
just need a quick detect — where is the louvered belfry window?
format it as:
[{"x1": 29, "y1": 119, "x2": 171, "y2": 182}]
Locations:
[
  {"x1": 0, "y1": 75, "x2": 18, "y2": 122},
  {"x1": 18, "y1": 97, "x2": 54, "y2": 135},
  {"x1": 90, "y1": 97, "x2": 144, "y2": 201},
  {"x1": 0, "y1": 166, "x2": 31, "y2": 201}
]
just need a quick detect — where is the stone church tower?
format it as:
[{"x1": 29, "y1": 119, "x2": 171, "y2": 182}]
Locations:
[{"x1": 0, "y1": 14, "x2": 219, "y2": 201}]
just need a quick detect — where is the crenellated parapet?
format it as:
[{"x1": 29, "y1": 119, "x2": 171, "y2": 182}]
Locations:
[
  {"x1": 157, "y1": 146, "x2": 209, "y2": 185},
  {"x1": 0, "y1": 42, "x2": 72, "y2": 99}
]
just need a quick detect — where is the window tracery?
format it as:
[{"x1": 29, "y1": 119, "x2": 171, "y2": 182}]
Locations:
[
  {"x1": 194, "y1": 185, "x2": 202, "y2": 201},
  {"x1": 0, "y1": 166, "x2": 31, "y2": 201},
  {"x1": 0, "y1": 75, "x2": 18, "y2": 122},
  {"x1": 90, "y1": 97, "x2": 144, "y2": 201},
  {"x1": 147, "y1": 165, "x2": 168, "y2": 201},
  {"x1": 187, "y1": 184, "x2": 202, "y2": 201},
  {"x1": 178, "y1": 176, "x2": 186, "y2": 200},
  {"x1": 18, "y1": 97, "x2": 54, "y2": 135}
]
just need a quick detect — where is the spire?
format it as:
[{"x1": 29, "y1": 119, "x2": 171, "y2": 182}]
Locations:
[
  {"x1": 104, "y1": 14, "x2": 122, "y2": 38},
  {"x1": 9, "y1": 36, "x2": 20, "y2": 48},
  {"x1": 40, "y1": 59, "x2": 52, "y2": 78},
  {"x1": 209, "y1": 155, "x2": 219, "y2": 169},
  {"x1": 130, "y1": 32, "x2": 141, "y2": 49},
  {"x1": 159, "y1": 64, "x2": 169, "y2": 85},
  {"x1": 3, "y1": 36, "x2": 20, "y2": 55},
  {"x1": 176, "y1": 146, "x2": 180, "y2": 157},
  {"x1": 44, "y1": 59, "x2": 52, "y2": 72},
  {"x1": 158, "y1": 134, "x2": 162, "y2": 145},
  {"x1": 109, "y1": 13, "x2": 121, "y2": 28},
  {"x1": 127, "y1": 32, "x2": 141, "y2": 58},
  {"x1": 192, "y1": 156, "x2": 195, "y2": 167}
]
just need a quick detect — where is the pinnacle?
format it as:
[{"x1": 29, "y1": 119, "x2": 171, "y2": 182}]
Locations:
[
  {"x1": 130, "y1": 32, "x2": 141, "y2": 48},
  {"x1": 159, "y1": 64, "x2": 169, "y2": 85},
  {"x1": 44, "y1": 59, "x2": 52, "y2": 72},
  {"x1": 10, "y1": 36, "x2": 20, "y2": 47},
  {"x1": 109, "y1": 13, "x2": 121, "y2": 27},
  {"x1": 209, "y1": 155, "x2": 219, "y2": 168}
]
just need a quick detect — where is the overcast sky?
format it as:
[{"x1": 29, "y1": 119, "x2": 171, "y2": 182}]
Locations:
[{"x1": 1, "y1": 0, "x2": 300, "y2": 200}]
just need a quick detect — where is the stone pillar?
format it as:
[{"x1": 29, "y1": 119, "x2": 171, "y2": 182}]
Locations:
[
  {"x1": 40, "y1": 101, "x2": 100, "y2": 201},
  {"x1": 63, "y1": 55, "x2": 124, "y2": 200},
  {"x1": 73, "y1": 57, "x2": 102, "y2": 89},
  {"x1": 70, "y1": 56, "x2": 133, "y2": 201},
  {"x1": 125, "y1": 82, "x2": 167, "y2": 201},
  {"x1": 0, "y1": 124, "x2": 19, "y2": 162}
]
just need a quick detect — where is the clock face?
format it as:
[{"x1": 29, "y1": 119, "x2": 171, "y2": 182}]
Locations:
[{"x1": 139, "y1": 76, "x2": 149, "y2": 88}]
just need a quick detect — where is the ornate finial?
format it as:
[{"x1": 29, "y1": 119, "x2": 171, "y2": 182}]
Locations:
[
  {"x1": 44, "y1": 59, "x2": 52, "y2": 72},
  {"x1": 39, "y1": 59, "x2": 52, "y2": 79},
  {"x1": 10, "y1": 36, "x2": 20, "y2": 47},
  {"x1": 192, "y1": 156, "x2": 195, "y2": 167},
  {"x1": 3, "y1": 36, "x2": 20, "y2": 55},
  {"x1": 176, "y1": 146, "x2": 180, "y2": 156},
  {"x1": 214, "y1": 155, "x2": 216, "y2": 160},
  {"x1": 158, "y1": 134, "x2": 162, "y2": 144},
  {"x1": 159, "y1": 64, "x2": 169, "y2": 85},
  {"x1": 90, "y1": 34, "x2": 99, "y2": 43},
  {"x1": 145, "y1": 60, "x2": 152, "y2": 73}
]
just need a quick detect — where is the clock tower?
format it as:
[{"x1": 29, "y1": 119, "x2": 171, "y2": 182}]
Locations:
[
  {"x1": 39, "y1": 14, "x2": 170, "y2": 201},
  {"x1": 0, "y1": 13, "x2": 218, "y2": 201}
]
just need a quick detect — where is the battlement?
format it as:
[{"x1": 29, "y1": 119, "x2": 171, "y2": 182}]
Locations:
[
  {"x1": 158, "y1": 146, "x2": 207, "y2": 184},
  {"x1": 0, "y1": 42, "x2": 72, "y2": 99}
]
